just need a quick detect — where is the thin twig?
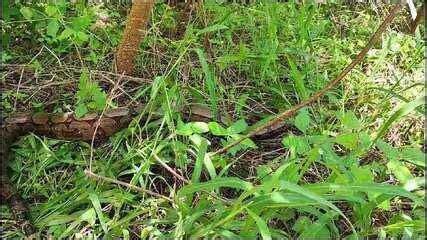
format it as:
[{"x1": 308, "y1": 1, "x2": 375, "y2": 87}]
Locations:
[
  {"x1": 212, "y1": 3, "x2": 403, "y2": 156},
  {"x1": 89, "y1": 72, "x2": 124, "y2": 171},
  {"x1": 153, "y1": 154, "x2": 190, "y2": 183},
  {"x1": 84, "y1": 169, "x2": 172, "y2": 202},
  {"x1": 13, "y1": 67, "x2": 25, "y2": 110}
]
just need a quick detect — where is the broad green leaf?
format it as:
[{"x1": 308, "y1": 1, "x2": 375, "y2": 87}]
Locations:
[
  {"x1": 92, "y1": 91, "x2": 107, "y2": 111},
  {"x1": 47, "y1": 20, "x2": 60, "y2": 38},
  {"x1": 75, "y1": 31, "x2": 89, "y2": 44},
  {"x1": 178, "y1": 177, "x2": 253, "y2": 198},
  {"x1": 241, "y1": 138, "x2": 257, "y2": 149},
  {"x1": 20, "y1": 7, "x2": 33, "y2": 20},
  {"x1": 246, "y1": 208, "x2": 272, "y2": 240},
  {"x1": 227, "y1": 119, "x2": 248, "y2": 134},
  {"x1": 191, "y1": 122, "x2": 209, "y2": 134},
  {"x1": 376, "y1": 140, "x2": 399, "y2": 160},
  {"x1": 387, "y1": 159, "x2": 413, "y2": 184},
  {"x1": 176, "y1": 121, "x2": 193, "y2": 136},
  {"x1": 58, "y1": 28, "x2": 74, "y2": 40},
  {"x1": 339, "y1": 111, "x2": 361, "y2": 130},
  {"x1": 75, "y1": 104, "x2": 88, "y2": 118},
  {"x1": 282, "y1": 135, "x2": 310, "y2": 156},
  {"x1": 45, "y1": 5, "x2": 59, "y2": 17},
  {"x1": 401, "y1": 147, "x2": 425, "y2": 167},
  {"x1": 294, "y1": 109, "x2": 311, "y2": 133},
  {"x1": 209, "y1": 122, "x2": 228, "y2": 136},
  {"x1": 288, "y1": 56, "x2": 307, "y2": 100},
  {"x1": 350, "y1": 166, "x2": 373, "y2": 184},
  {"x1": 189, "y1": 134, "x2": 207, "y2": 147},
  {"x1": 374, "y1": 96, "x2": 424, "y2": 142},
  {"x1": 80, "y1": 208, "x2": 96, "y2": 226},
  {"x1": 335, "y1": 133, "x2": 358, "y2": 149},
  {"x1": 293, "y1": 216, "x2": 312, "y2": 233}
]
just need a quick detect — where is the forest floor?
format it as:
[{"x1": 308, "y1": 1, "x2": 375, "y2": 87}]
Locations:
[{"x1": 1, "y1": 2, "x2": 425, "y2": 239}]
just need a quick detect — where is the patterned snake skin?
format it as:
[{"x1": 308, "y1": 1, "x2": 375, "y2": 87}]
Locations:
[{"x1": 0, "y1": 106, "x2": 142, "y2": 235}]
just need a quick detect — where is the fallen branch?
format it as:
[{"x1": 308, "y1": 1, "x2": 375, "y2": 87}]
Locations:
[
  {"x1": 153, "y1": 154, "x2": 190, "y2": 184},
  {"x1": 213, "y1": 3, "x2": 403, "y2": 156},
  {"x1": 84, "y1": 169, "x2": 173, "y2": 202}
]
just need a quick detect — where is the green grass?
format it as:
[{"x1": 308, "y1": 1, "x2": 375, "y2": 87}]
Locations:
[{"x1": 1, "y1": 2, "x2": 425, "y2": 239}]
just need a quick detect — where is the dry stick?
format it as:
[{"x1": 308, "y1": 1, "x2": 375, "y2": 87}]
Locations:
[
  {"x1": 213, "y1": 3, "x2": 403, "y2": 156},
  {"x1": 84, "y1": 169, "x2": 172, "y2": 202},
  {"x1": 153, "y1": 154, "x2": 190, "y2": 184}
]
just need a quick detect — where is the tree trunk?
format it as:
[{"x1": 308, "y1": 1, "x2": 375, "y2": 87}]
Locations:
[{"x1": 115, "y1": 0, "x2": 155, "y2": 75}]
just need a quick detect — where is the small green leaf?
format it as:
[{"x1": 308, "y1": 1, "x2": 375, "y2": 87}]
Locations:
[
  {"x1": 294, "y1": 109, "x2": 311, "y2": 133},
  {"x1": 196, "y1": 24, "x2": 229, "y2": 36},
  {"x1": 47, "y1": 20, "x2": 60, "y2": 38},
  {"x1": 191, "y1": 122, "x2": 209, "y2": 134},
  {"x1": 177, "y1": 121, "x2": 193, "y2": 136},
  {"x1": 227, "y1": 119, "x2": 248, "y2": 134},
  {"x1": 401, "y1": 147, "x2": 425, "y2": 167},
  {"x1": 93, "y1": 91, "x2": 107, "y2": 111},
  {"x1": 75, "y1": 31, "x2": 89, "y2": 44},
  {"x1": 203, "y1": 154, "x2": 217, "y2": 179},
  {"x1": 80, "y1": 208, "x2": 96, "y2": 226},
  {"x1": 59, "y1": 28, "x2": 74, "y2": 40},
  {"x1": 75, "y1": 104, "x2": 88, "y2": 118},
  {"x1": 208, "y1": 122, "x2": 228, "y2": 136},
  {"x1": 282, "y1": 135, "x2": 310, "y2": 155},
  {"x1": 387, "y1": 159, "x2": 413, "y2": 184},
  {"x1": 45, "y1": 5, "x2": 59, "y2": 17},
  {"x1": 177, "y1": 177, "x2": 253, "y2": 198},
  {"x1": 191, "y1": 139, "x2": 207, "y2": 184},
  {"x1": 20, "y1": 7, "x2": 33, "y2": 20},
  {"x1": 293, "y1": 216, "x2": 312, "y2": 233},
  {"x1": 338, "y1": 111, "x2": 361, "y2": 130},
  {"x1": 335, "y1": 133, "x2": 358, "y2": 149}
]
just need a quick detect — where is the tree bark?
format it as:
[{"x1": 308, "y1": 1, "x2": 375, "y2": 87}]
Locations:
[{"x1": 116, "y1": 0, "x2": 155, "y2": 75}]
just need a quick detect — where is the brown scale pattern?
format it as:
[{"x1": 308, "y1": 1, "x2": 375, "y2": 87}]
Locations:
[{"x1": 0, "y1": 107, "x2": 136, "y2": 235}]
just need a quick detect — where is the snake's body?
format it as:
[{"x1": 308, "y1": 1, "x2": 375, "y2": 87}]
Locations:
[{"x1": 0, "y1": 106, "x2": 141, "y2": 234}]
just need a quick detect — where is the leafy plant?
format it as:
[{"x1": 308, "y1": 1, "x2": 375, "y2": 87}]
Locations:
[{"x1": 75, "y1": 70, "x2": 107, "y2": 118}]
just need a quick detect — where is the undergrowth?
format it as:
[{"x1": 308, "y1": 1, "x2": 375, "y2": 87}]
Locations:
[{"x1": 1, "y1": 1, "x2": 425, "y2": 239}]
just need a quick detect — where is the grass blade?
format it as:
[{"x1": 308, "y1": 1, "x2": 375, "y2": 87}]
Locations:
[
  {"x1": 178, "y1": 177, "x2": 253, "y2": 199},
  {"x1": 373, "y1": 96, "x2": 424, "y2": 142},
  {"x1": 280, "y1": 181, "x2": 357, "y2": 237},
  {"x1": 88, "y1": 192, "x2": 109, "y2": 233},
  {"x1": 191, "y1": 139, "x2": 207, "y2": 184},
  {"x1": 196, "y1": 48, "x2": 218, "y2": 119},
  {"x1": 246, "y1": 208, "x2": 272, "y2": 240}
]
